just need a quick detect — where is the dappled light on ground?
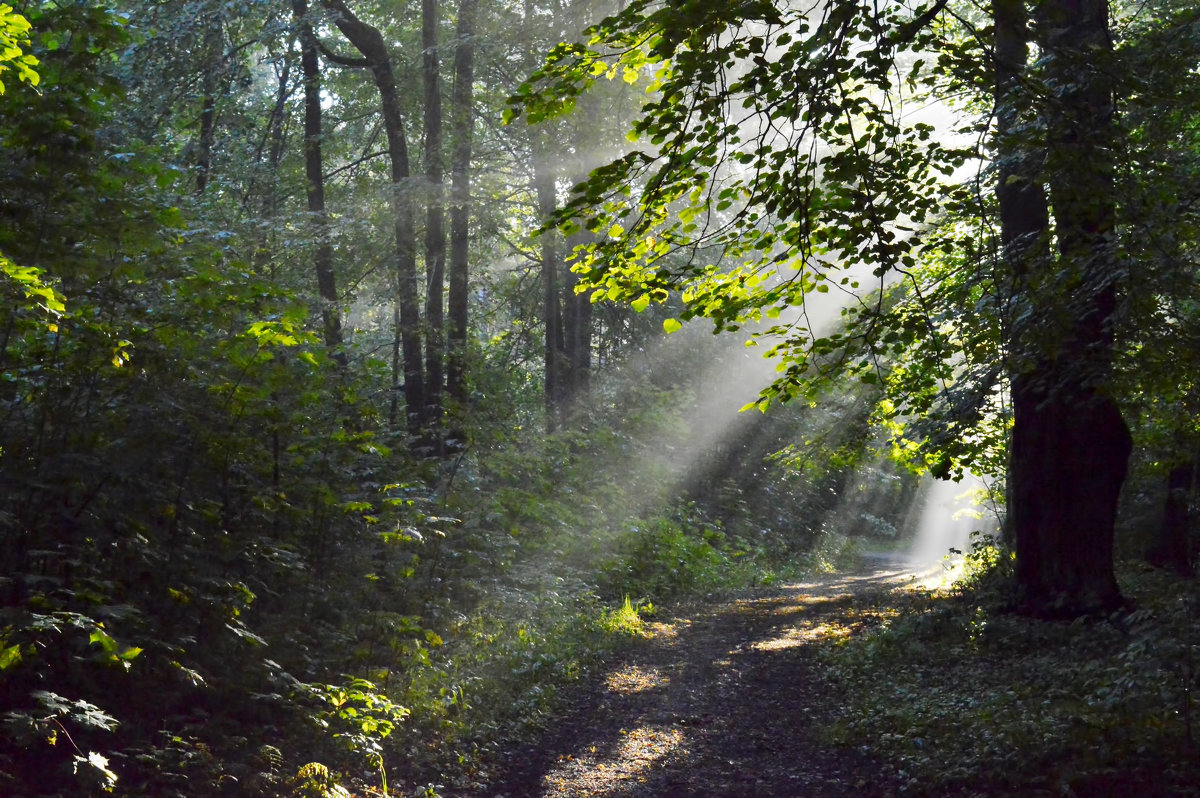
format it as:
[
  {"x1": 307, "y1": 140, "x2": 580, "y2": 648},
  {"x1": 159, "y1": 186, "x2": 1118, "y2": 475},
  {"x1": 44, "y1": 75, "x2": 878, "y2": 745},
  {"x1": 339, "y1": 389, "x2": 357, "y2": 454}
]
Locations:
[
  {"x1": 917, "y1": 560, "x2": 967, "y2": 589},
  {"x1": 750, "y1": 620, "x2": 850, "y2": 650},
  {"x1": 859, "y1": 553, "x2": 968, "y2": 591},
  {"x1": 540, "y1": 725, "x2": 689, "y2": 796},
  {"x1": 643, "y1": 619, "x2": 686, "y2": 643},
  {"x1": 603, "y1": 665, "x2": 670, "y2": 695},
  {"x1": 495, "y1": 564, "x2": 920, "y2": 796}
]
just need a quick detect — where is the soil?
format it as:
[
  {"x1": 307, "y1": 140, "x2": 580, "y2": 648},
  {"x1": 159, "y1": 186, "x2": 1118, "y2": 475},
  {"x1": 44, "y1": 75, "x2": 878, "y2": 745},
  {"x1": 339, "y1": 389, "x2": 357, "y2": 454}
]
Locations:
[{"x1": 488, "y1": 561, "x2": 926, "y2": 797}]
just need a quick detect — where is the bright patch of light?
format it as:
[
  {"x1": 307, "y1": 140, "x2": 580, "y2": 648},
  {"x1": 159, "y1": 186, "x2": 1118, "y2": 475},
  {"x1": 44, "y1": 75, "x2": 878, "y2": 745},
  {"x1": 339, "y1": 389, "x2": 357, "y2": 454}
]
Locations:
[{"x1": 541, "y1": 725, "x2": 688, "y2": 795}]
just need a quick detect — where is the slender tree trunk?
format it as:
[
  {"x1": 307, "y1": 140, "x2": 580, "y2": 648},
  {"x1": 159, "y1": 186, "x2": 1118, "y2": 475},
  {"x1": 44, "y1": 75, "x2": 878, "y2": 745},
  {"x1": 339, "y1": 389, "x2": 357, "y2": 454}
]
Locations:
[
  {"x1": 256, "y1": 50, "x2": 296, "y2": 531},
  {"x1": 423, "y1": 0, "x2": 446, "y2": 441},
  {"x1": 294, "y1": 0, "x2": 346, "y2": 359},
  {"x1": 999, "y1": 0, "x2": 1131, "y2": 615},
  {"x1": 261, "y1": 58, "x2": 292, "y2": 233},
  {"x1": 447, "y1": 0, "x2": 476, "y2": 406},
  {"x1": 195, "y1": 23, "x2": 223, "y2": 194},
  {"x1": 562, "y1": 224, "x2": 592, "y2": 406},
  {"x1": 534, "y1": 147, "x2": 565, "y2": 430},
  {"x1": 522, "y1": 0, "x2": 567, "y2": 430},
  {"x1": 1149, "y1": 459, "x2": 1194, "y2": 576},
  {"x1": 323, "y1": 0, "x2": 425, "y2": 436},
  {"x1": 559, "y1": 85, "x2": 608, "y2": 409},
  {"x1": 248, "y1": 54, "x2": 292, "y2": 279},
  {"x1": 197, "y1": 93, "x2": 216, "y2": 193}
]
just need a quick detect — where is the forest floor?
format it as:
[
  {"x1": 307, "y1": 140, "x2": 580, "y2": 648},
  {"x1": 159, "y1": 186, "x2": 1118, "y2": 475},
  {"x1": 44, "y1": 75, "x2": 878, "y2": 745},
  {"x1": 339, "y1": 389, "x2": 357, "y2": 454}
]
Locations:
[{"x1": 487, "y1": 558, "x2": 930, "y2": 797}]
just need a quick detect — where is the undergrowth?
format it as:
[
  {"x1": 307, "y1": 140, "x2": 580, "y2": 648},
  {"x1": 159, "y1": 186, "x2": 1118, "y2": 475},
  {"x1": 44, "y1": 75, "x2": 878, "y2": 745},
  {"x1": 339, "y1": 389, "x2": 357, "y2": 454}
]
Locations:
[
  {"x1": 356, "y1": 384, "x2": 879, "y2": 795},
  {"x1": 819, "y1": 537, "x2": 1200, "y2": 795},
  {"x1": 386, "y1": 517, "x2": 842, "y2": 793}
]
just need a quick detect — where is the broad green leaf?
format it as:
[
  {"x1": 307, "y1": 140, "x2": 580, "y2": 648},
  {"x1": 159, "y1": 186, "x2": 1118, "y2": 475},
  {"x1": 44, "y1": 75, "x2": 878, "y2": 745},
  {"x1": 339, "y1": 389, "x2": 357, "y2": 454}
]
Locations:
[{"x1": 0, "y1": 643, "x2": 21, "y2": 671}]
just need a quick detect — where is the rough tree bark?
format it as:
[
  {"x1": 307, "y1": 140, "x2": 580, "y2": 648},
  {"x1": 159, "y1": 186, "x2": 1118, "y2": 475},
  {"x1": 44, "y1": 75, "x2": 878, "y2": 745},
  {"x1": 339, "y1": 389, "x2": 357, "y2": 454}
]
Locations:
[
  {"x1": 322, "y1": 0, "x2": 425, "y2": 436},
  {"x1": 446, "y1": 0, "x2": 476, "y2": 406},
  {"x1": 998, "y1": 0, "x2": 1132, "y2": 615}
]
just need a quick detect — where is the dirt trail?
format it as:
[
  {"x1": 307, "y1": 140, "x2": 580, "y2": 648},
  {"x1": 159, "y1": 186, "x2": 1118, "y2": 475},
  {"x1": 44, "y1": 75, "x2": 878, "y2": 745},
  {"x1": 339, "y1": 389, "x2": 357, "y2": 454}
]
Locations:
[{"x1": 491, "y1": 561, "x2": 932, "y2": 797}]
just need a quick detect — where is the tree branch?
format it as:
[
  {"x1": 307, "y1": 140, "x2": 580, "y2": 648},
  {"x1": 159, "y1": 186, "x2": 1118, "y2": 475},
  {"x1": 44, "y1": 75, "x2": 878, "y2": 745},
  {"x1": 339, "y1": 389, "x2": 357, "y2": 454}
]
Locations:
[
  {"x1": 317, "y1": 39, "x2": 371, "y2": 67},
  {"x1": 891, "y1": 0, "x2": 950, "y2": 45}
]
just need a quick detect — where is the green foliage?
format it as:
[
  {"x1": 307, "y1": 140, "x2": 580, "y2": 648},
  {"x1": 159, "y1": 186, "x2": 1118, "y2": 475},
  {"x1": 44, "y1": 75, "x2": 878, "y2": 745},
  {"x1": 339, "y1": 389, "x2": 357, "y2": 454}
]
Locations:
[
  {"x1": 598, "y1": 596, "x2": 655, "y2": 638},
  {"x1": 360, "y1": 352, "x2": 880, "y2": 789},
  {"x1": 1, "y1": 688, "x2": 120, "y2": 794},
  {"x1": 18, "y1": 0, "x2": 1189, "y2": 791},
  {"x1": 507, "y1": 1, "x2": 976, "y2": 447},
  {"x1": 598, "y1": 511, "x2": 762, "y2": 599},
  {"x1": 310, "y1": 678, "x2": 409, "y2": 796},
  {"x1": 605, "y1": 515, "x2": 717, "y2": 596},
  {"x1": 289, "y1": 762, "x2": 353, "y2": 798},
  {"x1": 383, "y1": 588, "x2": 610, "y2": 792},
  {"x1": 0, "y1": 2, "x2": 38, "y2": 94},
  {"x1": 504, "y1": 0, "x2": 1200, "y2": 495},
  {"x1": 952, "y1": 531, "x2": 1015, "y2": 597},
  {"x1": 0, "y1": 254, "x2": 65, "y2": 322},
  {"x1": 318, "y1": 677, "x2": 410, "y2": 748},
  {"x1": 0, "y1": 2, "x2": 444, "y2": 792}
]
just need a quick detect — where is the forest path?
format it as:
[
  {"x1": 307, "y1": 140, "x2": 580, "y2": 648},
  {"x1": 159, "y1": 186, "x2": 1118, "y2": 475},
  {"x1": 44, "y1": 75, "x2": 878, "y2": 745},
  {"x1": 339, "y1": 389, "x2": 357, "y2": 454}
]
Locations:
[{"x1": 490, "y1": 559, "x2": 936, "y2": 797}]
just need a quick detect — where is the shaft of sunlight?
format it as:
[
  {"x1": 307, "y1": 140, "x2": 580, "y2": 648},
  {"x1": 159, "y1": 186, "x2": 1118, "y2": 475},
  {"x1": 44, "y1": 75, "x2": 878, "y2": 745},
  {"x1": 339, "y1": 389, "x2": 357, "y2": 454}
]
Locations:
[{"x1": 904, "y1": 474, "x2": 995, "y2": 570}]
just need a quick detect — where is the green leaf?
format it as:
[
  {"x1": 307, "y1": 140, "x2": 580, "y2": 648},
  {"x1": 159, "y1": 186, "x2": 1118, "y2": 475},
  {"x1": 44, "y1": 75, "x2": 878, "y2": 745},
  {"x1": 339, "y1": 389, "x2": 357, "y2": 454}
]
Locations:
[
  {"x1": 663, "y1": 318, "x2": 682, "y2": 334},
  {"x1": 89, "y1": 628, "x2": 118, "y2": 654},
  {"x1": 0, "y1": 643, "x2": 22, "y2": 671}
]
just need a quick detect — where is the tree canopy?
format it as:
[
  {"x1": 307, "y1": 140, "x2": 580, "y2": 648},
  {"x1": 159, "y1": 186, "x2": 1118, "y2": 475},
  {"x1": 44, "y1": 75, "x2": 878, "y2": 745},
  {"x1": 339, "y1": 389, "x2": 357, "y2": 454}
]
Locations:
[{"x1": 508, "y1": 0, "x2": 1200, "y2": 613}]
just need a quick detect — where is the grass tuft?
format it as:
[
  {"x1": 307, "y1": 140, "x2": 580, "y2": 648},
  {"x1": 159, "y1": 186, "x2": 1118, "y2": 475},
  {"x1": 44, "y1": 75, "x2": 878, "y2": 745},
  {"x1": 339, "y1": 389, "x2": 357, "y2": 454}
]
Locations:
[{"x1": 598, "y1": 596, "x2": 655, "y2": 638}]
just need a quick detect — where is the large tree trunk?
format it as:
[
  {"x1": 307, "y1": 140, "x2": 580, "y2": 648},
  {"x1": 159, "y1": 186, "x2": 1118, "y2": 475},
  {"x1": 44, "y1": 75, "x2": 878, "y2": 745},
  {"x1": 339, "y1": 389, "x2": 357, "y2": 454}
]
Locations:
[
  {"x1": 993, "y1": 0, "x2": 1046, "y2": 552},
  {"x1": 293, "y1": 0, "x2": 345, "y2": 359},
  {"x1": 323, "y1": 0, "x2": 425, "y2": 436},
  {"x1": 422, "y1": 0, "x2": 446, "y2": 439},
  {"x1": 1010, "y1": 386, "x2": 1129, "y2": 613},
  {"x1": 446, "y1": 0, "x2": 476, "y2": 406},
  {"x1": 998, "y1": 0, "x2": 1131, "y2": 615}
]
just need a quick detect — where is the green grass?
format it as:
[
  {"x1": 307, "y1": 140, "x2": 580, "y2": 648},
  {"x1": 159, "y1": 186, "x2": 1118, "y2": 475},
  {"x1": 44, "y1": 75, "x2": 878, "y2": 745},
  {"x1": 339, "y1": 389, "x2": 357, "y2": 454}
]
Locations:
[{"x1": 598, "y1": 596, "x2": 656, "y2": 638}]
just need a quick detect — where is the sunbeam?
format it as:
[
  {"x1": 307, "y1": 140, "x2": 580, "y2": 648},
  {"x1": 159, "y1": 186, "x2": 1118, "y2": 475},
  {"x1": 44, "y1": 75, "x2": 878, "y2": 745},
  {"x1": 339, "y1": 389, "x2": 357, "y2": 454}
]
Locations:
[{"x1": 905, "y1": 473, "x2": 996, "y2": 570}]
